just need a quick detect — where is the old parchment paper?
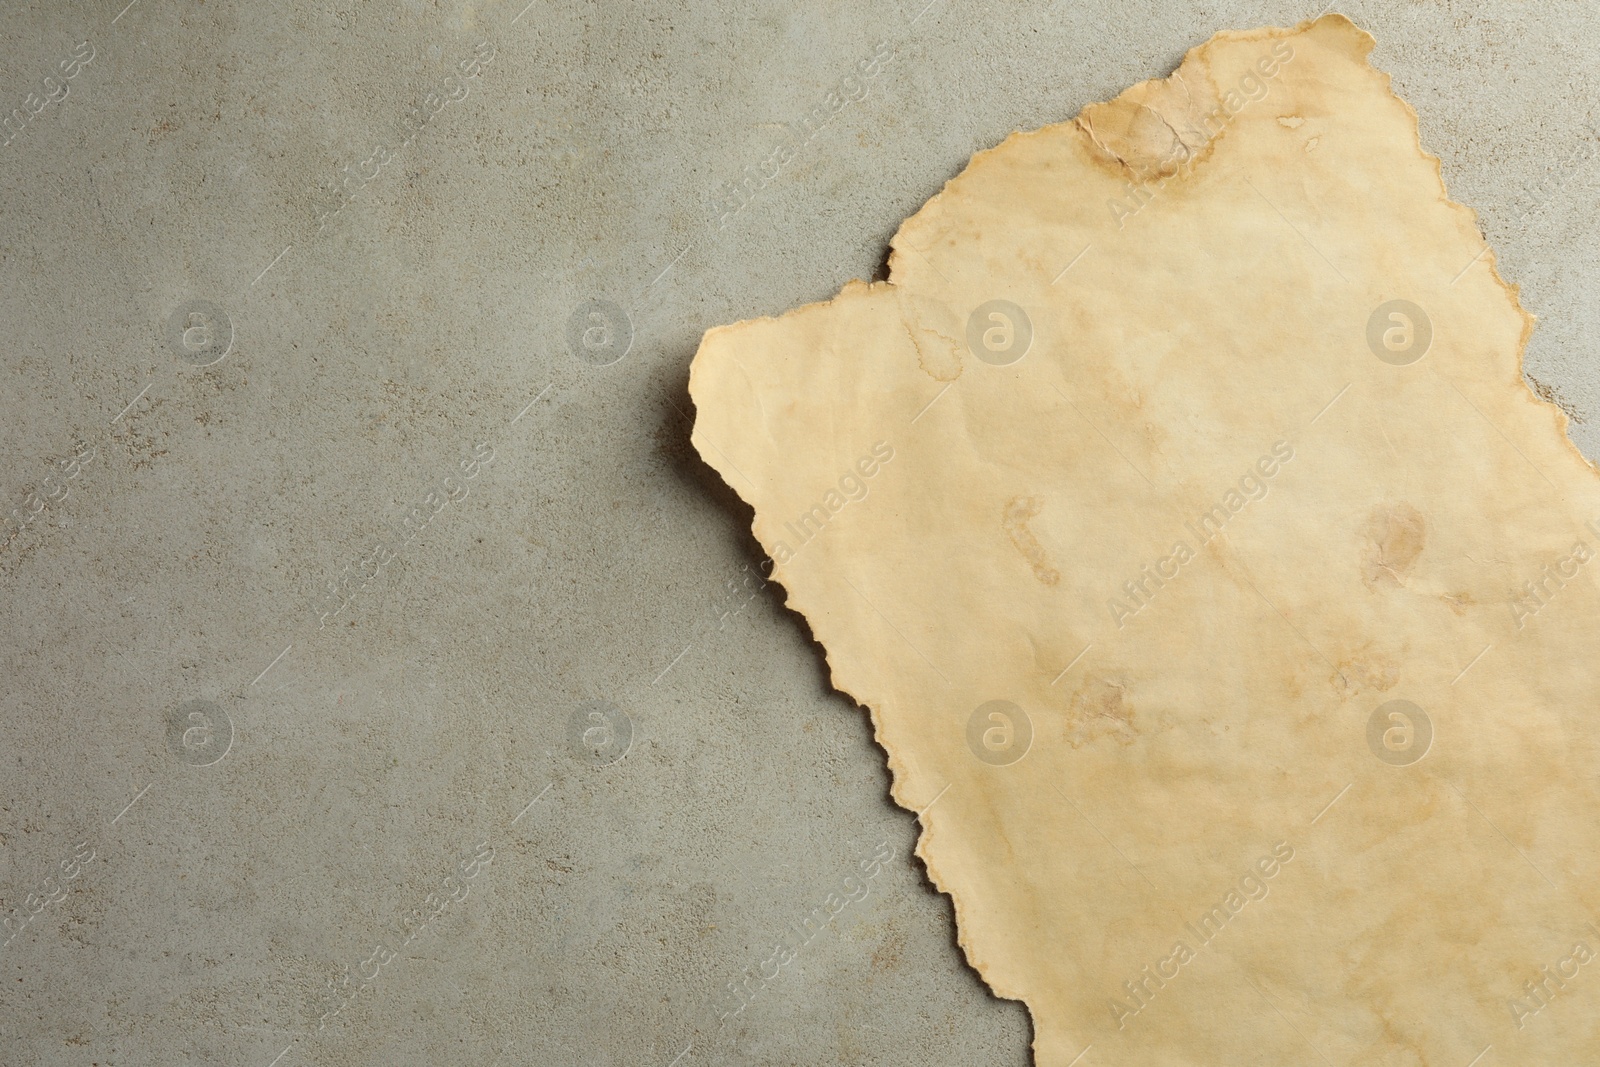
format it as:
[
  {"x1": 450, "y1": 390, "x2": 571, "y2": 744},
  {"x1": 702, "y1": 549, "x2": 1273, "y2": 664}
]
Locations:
[{"x1": 690, "y1": 14, "x2": 1600, "y2": 1065}]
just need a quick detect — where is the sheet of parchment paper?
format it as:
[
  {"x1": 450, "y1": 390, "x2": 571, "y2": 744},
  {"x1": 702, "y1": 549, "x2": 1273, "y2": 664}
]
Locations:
[{"x1": 690, "y1": 14, "x2": 1600, "y2": 1065}]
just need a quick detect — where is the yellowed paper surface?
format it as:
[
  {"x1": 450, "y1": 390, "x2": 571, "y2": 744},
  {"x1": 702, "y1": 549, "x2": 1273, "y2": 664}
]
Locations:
[{"x1": 691, "y1": 15, "x2": 1600, "y2": 1064}]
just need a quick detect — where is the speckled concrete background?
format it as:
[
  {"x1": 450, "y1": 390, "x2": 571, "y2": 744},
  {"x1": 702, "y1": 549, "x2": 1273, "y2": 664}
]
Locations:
[{"x1": 0, "y1": 1, "x2": 1596, "y2": 1065}]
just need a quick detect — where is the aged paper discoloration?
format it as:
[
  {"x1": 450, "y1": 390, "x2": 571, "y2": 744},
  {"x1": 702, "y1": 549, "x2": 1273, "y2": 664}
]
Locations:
[{"x1": 690, "y1": 15, "x2": 1600, "y2": 1064}]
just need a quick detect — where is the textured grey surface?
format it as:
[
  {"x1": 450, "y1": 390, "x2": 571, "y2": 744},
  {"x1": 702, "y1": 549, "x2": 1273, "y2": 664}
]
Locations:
[{"x1": 1, "y1": 1, "x2": 1597, "y2": 1065}]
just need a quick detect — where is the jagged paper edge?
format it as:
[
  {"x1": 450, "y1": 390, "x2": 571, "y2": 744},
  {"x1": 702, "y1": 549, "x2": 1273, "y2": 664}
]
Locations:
[{"x1": 688, "y1": 11, "x2": 1577, "y2": 1046}]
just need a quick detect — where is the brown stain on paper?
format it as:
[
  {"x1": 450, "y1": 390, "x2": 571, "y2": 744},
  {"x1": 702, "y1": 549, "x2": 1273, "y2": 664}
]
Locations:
[
  {"x1": 1063, "y1": 675, "x2": 1139, "y2": 747},
  {"x1": 1001, "y1": 496, "x2": 1060, "y2": 586},
  {"x1": 1362, "y1": 502, "x2": 1427, "y2": 588}
]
